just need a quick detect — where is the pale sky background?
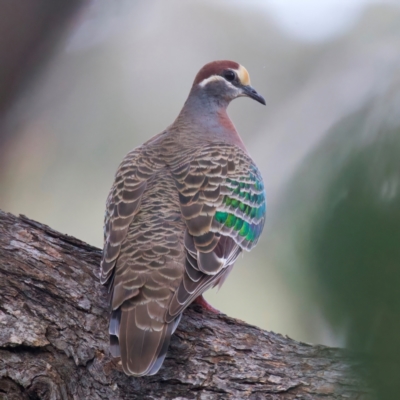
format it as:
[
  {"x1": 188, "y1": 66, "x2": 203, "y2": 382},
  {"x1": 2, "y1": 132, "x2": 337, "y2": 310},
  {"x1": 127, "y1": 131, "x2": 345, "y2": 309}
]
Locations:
[
  {"x1": 66, "y1": 0, "x2": 400, "y2": 52},
  {"x1": 240, "y1": 0, "x2": 397, "y2": 41}
]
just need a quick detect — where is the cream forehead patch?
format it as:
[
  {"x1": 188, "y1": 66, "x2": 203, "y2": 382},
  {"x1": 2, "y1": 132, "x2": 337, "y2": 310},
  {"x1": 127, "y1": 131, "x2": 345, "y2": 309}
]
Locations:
[{"x1": 236, "y1": 65, "x2": 251, "y2": 86}]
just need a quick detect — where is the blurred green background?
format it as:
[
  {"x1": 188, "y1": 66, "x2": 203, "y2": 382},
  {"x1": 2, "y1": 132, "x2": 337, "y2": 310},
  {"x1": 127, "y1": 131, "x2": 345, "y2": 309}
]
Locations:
[{"x1": 1, "y1": 3, "x2": 400, "y2": 393}]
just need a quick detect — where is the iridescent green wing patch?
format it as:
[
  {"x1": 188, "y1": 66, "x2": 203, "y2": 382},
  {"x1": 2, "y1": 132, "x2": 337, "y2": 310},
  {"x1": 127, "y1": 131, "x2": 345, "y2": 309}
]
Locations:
[
  {"x1": 213, "y1": 165, "x2": 266, "y2": 250},
  {"x1": 172, "y1": 143, "x2": 266, "y2": 252}
]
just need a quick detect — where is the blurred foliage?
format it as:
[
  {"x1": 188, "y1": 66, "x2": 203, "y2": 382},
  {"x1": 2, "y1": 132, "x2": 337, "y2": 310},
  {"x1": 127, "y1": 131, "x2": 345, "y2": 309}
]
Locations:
[{"x1": 276, "y1": 76, "x2": 400, "y2": 397}]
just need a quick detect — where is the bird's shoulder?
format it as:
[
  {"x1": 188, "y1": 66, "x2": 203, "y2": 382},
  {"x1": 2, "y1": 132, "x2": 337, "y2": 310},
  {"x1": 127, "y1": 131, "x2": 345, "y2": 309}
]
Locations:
[{"x1": 171, "y1": 140, "x2": 263, "y2": 184}]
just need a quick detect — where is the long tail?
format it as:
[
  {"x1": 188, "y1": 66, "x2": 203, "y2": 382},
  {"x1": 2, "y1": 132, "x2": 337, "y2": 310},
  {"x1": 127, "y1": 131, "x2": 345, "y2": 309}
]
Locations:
[{"x1": 109, "y1": 306, "x2": 181, "y2": 376}]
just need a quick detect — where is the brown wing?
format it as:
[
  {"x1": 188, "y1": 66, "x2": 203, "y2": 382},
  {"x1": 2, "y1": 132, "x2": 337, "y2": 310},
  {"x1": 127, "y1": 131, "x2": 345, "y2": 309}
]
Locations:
[
  {"x1": 101, "y1": 145, "x2": 185, "y2": 376},
  {"x1": 101, "y1": 147, "x2": 147, "y2": 286},
  {"x1": 166, "y1": 143, "x2": 266, "y2": 322}
]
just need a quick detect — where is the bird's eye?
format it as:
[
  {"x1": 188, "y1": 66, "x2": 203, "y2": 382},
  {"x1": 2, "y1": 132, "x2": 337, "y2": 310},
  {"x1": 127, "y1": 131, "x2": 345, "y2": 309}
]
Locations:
[{"x1": 223, "y1": 70, "x2": 236, "y2": 82}]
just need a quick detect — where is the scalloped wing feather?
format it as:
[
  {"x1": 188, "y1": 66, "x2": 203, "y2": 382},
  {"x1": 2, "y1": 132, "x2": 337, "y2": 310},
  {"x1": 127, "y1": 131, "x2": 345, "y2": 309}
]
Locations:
[
  {"x1": 101, "y1": 142, "x2": 186, "y2": 376},
  {"x1": 167, "y1": 143, "x2": 266, "y2": 321}
]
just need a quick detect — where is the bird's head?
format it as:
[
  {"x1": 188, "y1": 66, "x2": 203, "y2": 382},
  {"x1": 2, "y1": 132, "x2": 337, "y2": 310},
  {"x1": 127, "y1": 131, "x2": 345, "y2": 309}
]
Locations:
[{"x1": 191, "y1": 60, "x2": 266, "y2": 106}]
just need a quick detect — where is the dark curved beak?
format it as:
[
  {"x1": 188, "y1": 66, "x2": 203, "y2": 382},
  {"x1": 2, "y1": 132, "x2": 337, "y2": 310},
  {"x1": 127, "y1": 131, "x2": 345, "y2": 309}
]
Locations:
[{"x1": 242, "y1": 85, "x2": 266, "y2": 105}]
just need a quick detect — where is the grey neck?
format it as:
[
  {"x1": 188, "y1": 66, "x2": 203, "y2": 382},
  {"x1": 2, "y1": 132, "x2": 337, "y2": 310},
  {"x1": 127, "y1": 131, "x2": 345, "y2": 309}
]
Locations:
[
  {"x1": 170, "y1": 85, "x2": 245, "y2": 150},
  {"x1": 175, "y1": 86, "x2": 231, "y2": 126}
]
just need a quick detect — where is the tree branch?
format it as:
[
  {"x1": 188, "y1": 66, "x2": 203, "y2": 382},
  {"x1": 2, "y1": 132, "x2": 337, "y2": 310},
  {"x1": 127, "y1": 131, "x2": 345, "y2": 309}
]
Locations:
[{"x1": 0, "y1": 210, "x2": 370, "y2": 399}]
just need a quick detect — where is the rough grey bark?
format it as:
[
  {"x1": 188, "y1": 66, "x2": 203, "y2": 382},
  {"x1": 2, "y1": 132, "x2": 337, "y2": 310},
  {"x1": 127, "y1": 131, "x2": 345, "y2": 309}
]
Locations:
[{"x1": 0, "y1": 210, "x2": 370, "y2": 399}]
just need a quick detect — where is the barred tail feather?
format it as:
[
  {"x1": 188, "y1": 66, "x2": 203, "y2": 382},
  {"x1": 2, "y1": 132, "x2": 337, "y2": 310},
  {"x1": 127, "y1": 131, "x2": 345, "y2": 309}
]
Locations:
[{"x1": 111, "y1": 306, "x2": 180, "y2": 376}]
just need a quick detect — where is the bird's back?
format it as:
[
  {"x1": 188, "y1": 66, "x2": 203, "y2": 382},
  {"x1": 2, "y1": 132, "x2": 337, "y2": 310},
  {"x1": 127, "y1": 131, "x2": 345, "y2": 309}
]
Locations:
[
  {"x1": 101, "y1": 134, "x2": 265, "y2": 375},
  {"x1": 101, "y1": 135, "x2": 187, "y2": 375}
]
